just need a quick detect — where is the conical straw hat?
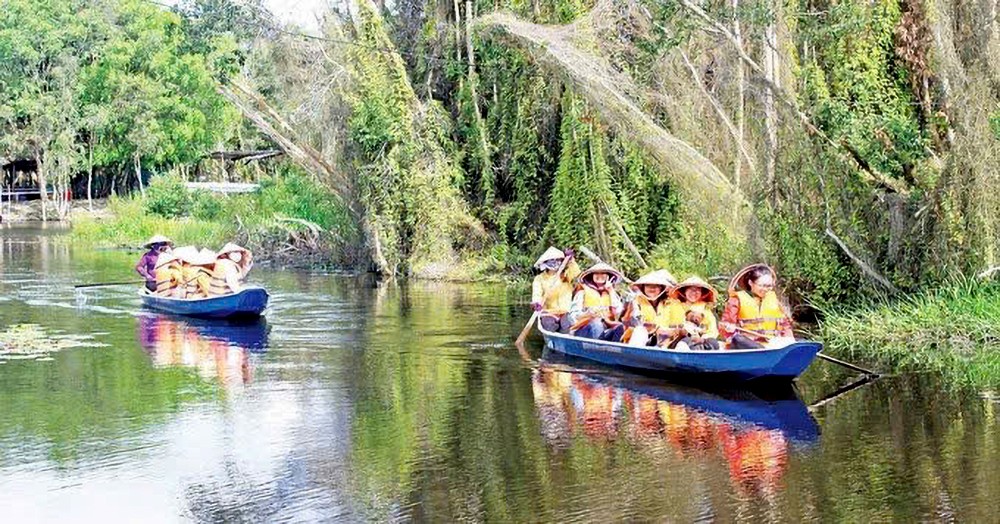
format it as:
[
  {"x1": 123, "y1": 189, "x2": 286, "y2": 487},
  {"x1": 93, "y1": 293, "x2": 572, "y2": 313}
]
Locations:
[
  {"x1": 630, "y1": 269, "x2": 677, "y2": 291},
  {"x1": 154, "y1": 252, "x2": 179, "y2": 269},
  {"x1": 172, "y1": 246, "x2": 199, "y2": 262},
  {"x1": 728, "y1": 264, "x2": 776, "y2": 297},
  {"x1": 534, "y1": 246, "x2": 566, "y2": 269},
  {"x1": 217, "y1": 243, "x2": 249, "y2": 257},
  {"x1": 143, "y1": 235, "x2": 174, "y2": 248},
  {"x1": 579, "y1": 262, "x2": 624, "y2": 285},
  {"x1": 669, "y1": 276, "x2": 718, "y2": 303}
]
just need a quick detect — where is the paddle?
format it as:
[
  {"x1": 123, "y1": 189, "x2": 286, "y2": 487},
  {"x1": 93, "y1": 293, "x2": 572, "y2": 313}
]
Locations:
[
  {"x1": 732, "y1": 326, "x2": 879, "y2": 377},
  {"x1": 74, "y1": 280, "x2": 143, "y2": 289},
  {"x1": 516, "y1": 253, "x2": 574, "y2": 347}
]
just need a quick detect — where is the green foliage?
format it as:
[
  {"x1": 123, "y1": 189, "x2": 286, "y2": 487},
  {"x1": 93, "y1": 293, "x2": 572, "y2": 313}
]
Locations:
[
  {"x1": 144, "y1": 174, "x2": 192, "y2": 218},
  {"x1": 820, "y1": 278, "x2": 1000, "y2": 389},
  {"x1": 759, "y1": 207, "x2": 854, "y2": 307},
  {"x1": 191, "y1": 190, "x2": 223, "y2": 220},
  {"x1": 798, "y1": 0, "x2": 927, "y2": 183},
  {"x1": 0, "y1": 0, "x2": 236, "y2": 193},
  {"x1": 348, "y1": 2, "x2": 476, "y2": 275}
]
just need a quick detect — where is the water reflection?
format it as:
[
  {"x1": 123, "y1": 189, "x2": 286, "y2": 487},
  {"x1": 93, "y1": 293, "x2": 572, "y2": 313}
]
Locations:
[
  {"x1": 136, "y1": 315, "x2": 269, "y2": 388},
  {"x1": 532, "y1": 362, "x2": 817, "y2": 500}
]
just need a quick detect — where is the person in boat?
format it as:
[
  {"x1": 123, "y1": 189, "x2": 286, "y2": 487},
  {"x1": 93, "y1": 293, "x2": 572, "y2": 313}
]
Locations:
[
  {"x1": 211, "y1": 243, "x2": 253, "y2": 296},
  {"x1": 566, "y1": 262, "x2": 625, "y2": 341},
  {"x1": 664, "y1": 277, "x2": 720, "y2": 350},
  {"x1": 720, "y1": 264, "x2": 793, "y2": 349},
  {"x1": 136, "y1": 235, "x2": 173, "y2": 292},
  {"x1": 152, "y1": 251, "x2": 185, "y2": 297},
  {"x1": 178, "y1": 248, "x2": 217, "y2": 299},
  {"x1": 530, "y1": 246, "x2": 581, "y2": 332},
  {"x1": 620, "y1": 269, "x2": 677, "y2": 346}
]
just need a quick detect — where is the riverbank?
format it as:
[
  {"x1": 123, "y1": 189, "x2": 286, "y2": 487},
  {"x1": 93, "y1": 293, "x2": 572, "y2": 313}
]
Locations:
[{"x1": 819, "y1": 279, "x2": 1000, "y2": 390}]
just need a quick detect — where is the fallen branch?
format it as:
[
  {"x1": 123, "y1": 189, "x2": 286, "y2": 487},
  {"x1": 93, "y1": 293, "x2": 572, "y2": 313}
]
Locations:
[
  {"x1": 825, "y1": 227, "x2": 900, "y2": 294},
  {"x1": 679, "y1": 50, "x2": 758, "y2": 179}
]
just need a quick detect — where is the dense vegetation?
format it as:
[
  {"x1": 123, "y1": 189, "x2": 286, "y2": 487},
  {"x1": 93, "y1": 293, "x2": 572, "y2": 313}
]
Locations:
[{"x1": 5, "y1": 0, "x2": 1000, "y2": 373}]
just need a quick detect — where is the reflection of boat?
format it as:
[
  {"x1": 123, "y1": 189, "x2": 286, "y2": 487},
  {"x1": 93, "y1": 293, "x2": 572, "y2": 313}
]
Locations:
[
  {"x1": 531, "y1": 360, "x2": 814, "y2": 499},
  {"x1": 136, "y1": 314, "x2": 269, "y2": 387},
  {"x1": 540, "y1": 351, "x2": 819, "y2": 444},
  {"x1": 539, "y1": 321, "x2": 821, "y2": 381},
  {"x1": 139, "y1": 286, "x2": 269, "y2": 319}
]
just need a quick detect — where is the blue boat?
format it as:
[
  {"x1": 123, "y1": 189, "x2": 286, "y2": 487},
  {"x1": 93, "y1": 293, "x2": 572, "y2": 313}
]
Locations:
[
  {"x1": 539, "y1": 321, "x2": 821, "y2": 381},
  {"x1": 139, "y1": 286, "x2": 269, "y2": 319}
]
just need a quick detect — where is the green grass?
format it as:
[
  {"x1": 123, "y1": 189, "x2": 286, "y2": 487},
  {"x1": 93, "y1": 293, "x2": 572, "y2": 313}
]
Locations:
[
  {"x1": 71, "y1": 172, "x2": 359, "y2": 261},
  {"x1": 819, "y1": 278, "x2": 1000, "y2": 389}
]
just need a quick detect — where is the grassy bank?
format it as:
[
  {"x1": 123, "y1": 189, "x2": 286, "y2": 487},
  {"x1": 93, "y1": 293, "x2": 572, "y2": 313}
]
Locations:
[
  {"x1": 819, "y1": 279, "x2": 1000, "y2": 389},
  {"x1": 71, "y1": 172, "x2": 361, "y2": 266}
]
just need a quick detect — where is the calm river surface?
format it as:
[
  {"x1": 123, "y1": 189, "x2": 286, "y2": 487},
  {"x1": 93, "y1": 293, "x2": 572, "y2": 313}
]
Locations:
[{"x1": 1, "y1": 224, "x2": 998, "y2": 523}]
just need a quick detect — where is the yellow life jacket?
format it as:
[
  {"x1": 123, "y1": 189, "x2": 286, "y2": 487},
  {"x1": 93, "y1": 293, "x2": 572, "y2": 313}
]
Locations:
[
  {"x1": 663, "y1": 299, "x2": 688, "y2": 329},
  {"x1": 629, "y1": 294, "x2": 671, "y2": 328},
  {"x1": 578, "y1": 285, "x2": 617, "y2": 321},
  {"x1": 209, "y1": 259, "x2": 242, "y2": 296},
  {"x1": 532, "y1": 271, "x2": 575, "y2": 313},
  {"x1": 154, "y1": 264, "x2": 182, "y2": 294},
  {"x1": 182, "y1": 266, "x2": 213, "y2": 298},
  {"x1": 735, "y1": 290, "x2": 786, "y2": 335}
]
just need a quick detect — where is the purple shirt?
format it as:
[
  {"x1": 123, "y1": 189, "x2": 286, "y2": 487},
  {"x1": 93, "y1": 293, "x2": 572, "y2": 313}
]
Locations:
[{"x1": 136, "y1": 249, "x2": 159, "y2": 281}]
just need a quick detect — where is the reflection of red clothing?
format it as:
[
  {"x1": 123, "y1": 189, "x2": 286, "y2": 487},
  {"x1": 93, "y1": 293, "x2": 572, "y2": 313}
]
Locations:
[{"x1": 722, "y1": 428, "x2": 788, "y2": 497}]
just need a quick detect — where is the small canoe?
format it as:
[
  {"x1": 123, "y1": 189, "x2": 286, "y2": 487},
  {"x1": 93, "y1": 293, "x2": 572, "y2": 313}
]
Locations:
[
  {"x1": 539, "y1": 321, "x2": 821, "y2": 381},
  {"x1": 139, "y1": 286, "x2": 269, "y2": 319}
]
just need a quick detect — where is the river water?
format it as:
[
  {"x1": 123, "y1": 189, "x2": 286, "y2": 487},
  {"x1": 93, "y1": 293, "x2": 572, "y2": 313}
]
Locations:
[{"x1": 0, "y1": 224, "x2": 998, "y2": 523}]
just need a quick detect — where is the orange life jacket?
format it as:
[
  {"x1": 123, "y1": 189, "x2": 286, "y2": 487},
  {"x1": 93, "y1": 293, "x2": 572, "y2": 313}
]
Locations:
[{"x1": 735, "y1": 290, "x2": 786, "y2": 335}]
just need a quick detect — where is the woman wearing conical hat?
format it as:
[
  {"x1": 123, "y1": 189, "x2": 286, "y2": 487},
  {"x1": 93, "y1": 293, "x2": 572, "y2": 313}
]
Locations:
[
  {"x1": 152, "y1": 251, "x2": 185, "y2": 297},
  {"x1": 178, "y1": 248, "x2": 216, "y2": 299},
  {"x1": 210, "y1": 243, "x2": 253, "y2": 296},
  {"x1": 531, "y1": 246, "x2": 581, "y2": 332},
  {"x1": 136, "y1": 235, "x2": 173, "y2": 292},
  {"x1": 663, "y1": 276, "x2": 720, "y2": 351},
  {"x1": 620, "y1": 269, "x2": 676, "y2": 346},
  {"x1": 720, "y1": 264, "x2": 793, "y2": 349},
  {"x1": 566, "y1": 262, "x2": 626, "y2": 341}
]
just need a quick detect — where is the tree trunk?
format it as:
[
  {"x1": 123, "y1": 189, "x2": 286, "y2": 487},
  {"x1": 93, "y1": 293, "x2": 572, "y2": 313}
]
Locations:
[
  {"x1": 87, "y1": 139, "x2": 93, "y2": 211},
  {"x1": 36, "y1": 152, "x2": 47, "y2": 222},
  {"x1": 763, "y1": 4, "x2": 779, "y2": 203},
  {"x1": 466, "y1": 0, "x2": 492, "y2": 184},
  {"x1": 134, "y1": 153, "x2": 146, "y2": 197},
  {"x1": 453, "y1": 0, "x2": 463, "y2": 63},
  {"x1": 732, "y1": 0, "x2": 745, "y2": 189}
]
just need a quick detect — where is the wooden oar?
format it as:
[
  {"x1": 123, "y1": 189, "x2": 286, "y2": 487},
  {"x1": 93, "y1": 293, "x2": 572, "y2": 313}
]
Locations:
[
  {"x1": 515, "y1": 254, "x2": 573, "y2": 347},
  {"x1": 74, "y1": 280, "x2": 143, "y2": 289},
  {"x1": 733, "y1": 326, "x2": 879, "y2": 377}
]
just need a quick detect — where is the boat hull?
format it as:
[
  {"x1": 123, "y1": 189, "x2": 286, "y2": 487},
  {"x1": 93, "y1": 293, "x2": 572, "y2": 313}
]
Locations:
[
  {"x1": 139, "y1": 286, "x2": 269, "y2": 319},
  {"x1": 539, "y1": 322, "x2": 821, "y2": 381}
]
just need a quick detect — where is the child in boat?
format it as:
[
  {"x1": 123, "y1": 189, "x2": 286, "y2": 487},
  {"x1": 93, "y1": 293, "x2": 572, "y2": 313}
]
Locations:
[
  {"x1": 566, "y1": 263, "x2": 625, "y2": 341},
  {"x1": 719, "y1": 264, "x2": 793, "y2": 349},
  {"x1": 530, "y1": 247, "x2": 581, "y2": 333},
  {"x1": 621, "y1": 269, "x2": 676, "y2": 346},
  {"x1": 663, "y1": 277, "x2": 720, "y2": 350}
]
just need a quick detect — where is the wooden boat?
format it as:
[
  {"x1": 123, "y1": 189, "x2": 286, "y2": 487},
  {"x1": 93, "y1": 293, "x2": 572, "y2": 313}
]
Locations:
[
  {"x1": 538, "y1": 321, "x2": 821, "y2": 381},
  {"x1": 139, "y1": 286, "x2": 269, "y2": 319}
]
